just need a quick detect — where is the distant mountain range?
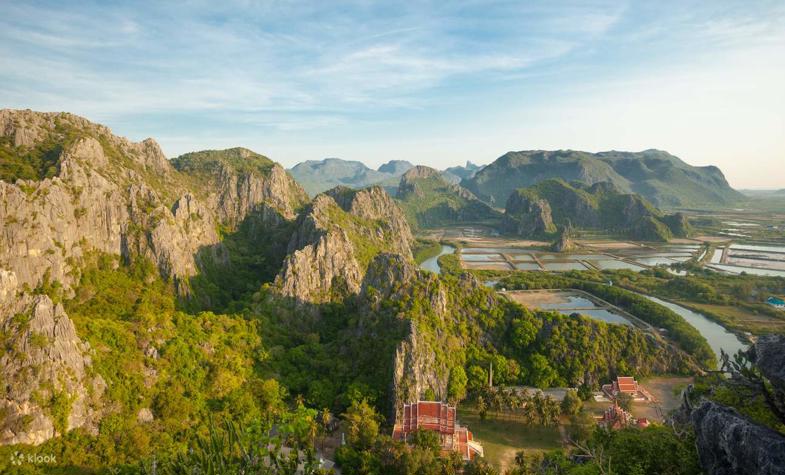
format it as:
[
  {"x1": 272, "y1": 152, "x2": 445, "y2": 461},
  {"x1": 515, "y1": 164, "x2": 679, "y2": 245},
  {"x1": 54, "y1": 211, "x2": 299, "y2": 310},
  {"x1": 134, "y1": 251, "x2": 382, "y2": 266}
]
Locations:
[
  {"x1": 287, "y1": 158, "x2": 412, "y2": 196},
  {"x1": 441, "y1": 161, "x2": 484, "y2": 184},
  {"x1": 288, "y1": 150, "x2": 741, "y2": 210},
  {"x1": 288, "y1": 158, "x2": 483, "y2": 196},
  {"x1": 462, "y1": 150, "x2": 743, "y2": 209}
]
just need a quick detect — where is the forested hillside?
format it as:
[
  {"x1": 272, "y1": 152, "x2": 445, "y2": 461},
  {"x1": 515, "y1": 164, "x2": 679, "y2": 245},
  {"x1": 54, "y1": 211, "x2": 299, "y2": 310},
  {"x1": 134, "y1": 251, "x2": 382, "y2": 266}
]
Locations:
[
  {"x1": 464, "y1": 149, "x2": 742, "y2": 208},
  {"x1": 503, "y1": 179, "x2": 692, "y2": 241}
]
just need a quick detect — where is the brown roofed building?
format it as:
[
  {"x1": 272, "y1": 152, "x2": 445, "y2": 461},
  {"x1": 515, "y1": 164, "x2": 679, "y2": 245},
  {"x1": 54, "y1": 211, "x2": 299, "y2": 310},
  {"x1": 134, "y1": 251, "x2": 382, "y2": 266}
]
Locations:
[
  {"x1": 602, "y1": 376, "x2": 654, "y2": 402},
  {"x1": 392, "y1": 401, "x2": 483, "y2": 461}
]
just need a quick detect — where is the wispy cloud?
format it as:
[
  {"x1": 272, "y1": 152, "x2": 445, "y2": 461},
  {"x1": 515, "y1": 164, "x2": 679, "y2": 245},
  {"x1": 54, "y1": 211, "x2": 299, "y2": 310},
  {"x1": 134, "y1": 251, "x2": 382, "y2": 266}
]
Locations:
[
  {"x1": 0, "y1": 0, "x2": 612, "y2": 117},
  {"x1": 1, "y1": 0, "x2": 783, "y2": 187}
]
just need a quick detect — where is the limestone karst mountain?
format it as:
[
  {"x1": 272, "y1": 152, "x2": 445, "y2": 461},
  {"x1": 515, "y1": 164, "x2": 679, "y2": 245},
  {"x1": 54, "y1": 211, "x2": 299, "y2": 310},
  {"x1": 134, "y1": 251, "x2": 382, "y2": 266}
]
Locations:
[
  {"x1": 395, "y1": 165, "x2": 501, "y2": 229},
  {"x1": 274, "y1": 185, "x2": 413, "y2": 304},
  {"x1": 503, "y1": 179, "x2": 692, "y2": 241},
  {"x1": 464, "y1": 149, "x2": 743, "y2": 208},
  {"x1": 288, "y1": 157, "x2": 484, "y2": 197},
  {"x1": 0, "y1": 110, "x2": 308, "y2": 297},
  {"x1": 0, "y1": 109, "x2": 310, "y2": 444}
]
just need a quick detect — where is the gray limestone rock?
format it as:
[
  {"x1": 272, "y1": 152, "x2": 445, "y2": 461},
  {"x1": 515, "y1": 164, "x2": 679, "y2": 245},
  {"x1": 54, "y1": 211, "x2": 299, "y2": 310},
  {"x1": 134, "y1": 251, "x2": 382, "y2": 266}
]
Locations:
[{"x1": 691, "y1": 400, "x2": 785, "y2": 475}]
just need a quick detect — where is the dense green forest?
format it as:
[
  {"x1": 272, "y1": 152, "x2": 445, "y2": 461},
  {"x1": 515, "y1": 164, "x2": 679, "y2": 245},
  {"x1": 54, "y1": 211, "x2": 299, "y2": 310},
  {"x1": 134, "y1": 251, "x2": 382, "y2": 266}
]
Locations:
[{"x1": 0, "y1": 245, "x2": 701, "y2": 473}]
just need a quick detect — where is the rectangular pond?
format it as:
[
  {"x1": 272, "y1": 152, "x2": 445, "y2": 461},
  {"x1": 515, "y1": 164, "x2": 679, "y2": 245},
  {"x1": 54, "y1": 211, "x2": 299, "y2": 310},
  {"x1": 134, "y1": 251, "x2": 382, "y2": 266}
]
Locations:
[
  {"x1": 730, "y1": 244, "x2": 785, "y2": 254},
  {"x1": 538, "y1": 254, "x2": 610, "y2": 260},
  {"x1": 461, "y1": 253, "x2": 505, "y2": 262},
  {"x1": 506, "y1": 291, "x2": 634, "y2": 326},
  {"x1": 634, "y1": 257, "x2": 678, "y2": 266},
  {"x1": 588, "y1": 259, "x2": 646, "y2": 271},
  {"x1": 726, "y1": 257, "x2": 785, "y2": 271},
  {"x1": 509, "y1": 254, "x2": 536, "y2": 261},
  {"x1": 463, "y1": 262, "x2": 513, "y2": 270},
  {"x1": 709, "y1": 264, "x2": 785, "y2": 277},
  {"x1": 541, "y1": 262, "x2": 590, "y2": 271},
  {"x1": 462, "y1": 247, "x2": 524, "y2": 254},
  {"x1": 514, "y1": 262, "x2": 542, "y2": 271}
]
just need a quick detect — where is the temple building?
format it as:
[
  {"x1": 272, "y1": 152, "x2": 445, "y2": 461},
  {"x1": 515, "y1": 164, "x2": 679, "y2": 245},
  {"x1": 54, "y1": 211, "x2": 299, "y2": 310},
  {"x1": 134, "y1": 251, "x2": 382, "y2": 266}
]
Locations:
[
  {"x1": 602, "y1": 376, "x2": 654, "y2": 402},
  {"x1": 599, "y1": 400, "x2": 650, "y2": 430},
  {"x1": 392, "y1": 401, "x2": 484, "y2": 461}
]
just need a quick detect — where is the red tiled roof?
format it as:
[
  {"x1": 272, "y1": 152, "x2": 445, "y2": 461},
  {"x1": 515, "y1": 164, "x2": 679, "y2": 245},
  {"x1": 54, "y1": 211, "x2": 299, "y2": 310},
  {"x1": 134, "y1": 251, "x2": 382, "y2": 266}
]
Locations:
[
  {"x1": 616, "y1": 377, "x2": 638, "y2": 393},
  {"x1": 393, "y1": 401, "x2": 481, "y2": 460},
  {"x1": 398, "y1": 401, "x2": 456, "y2": 435}
]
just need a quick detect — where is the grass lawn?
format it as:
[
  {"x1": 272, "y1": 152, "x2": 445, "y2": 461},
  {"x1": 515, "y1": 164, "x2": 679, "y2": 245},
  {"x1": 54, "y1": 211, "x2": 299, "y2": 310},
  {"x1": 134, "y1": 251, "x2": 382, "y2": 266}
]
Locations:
[{"x1": 458, "y1": 408, "x2": 562, "y2": 471}]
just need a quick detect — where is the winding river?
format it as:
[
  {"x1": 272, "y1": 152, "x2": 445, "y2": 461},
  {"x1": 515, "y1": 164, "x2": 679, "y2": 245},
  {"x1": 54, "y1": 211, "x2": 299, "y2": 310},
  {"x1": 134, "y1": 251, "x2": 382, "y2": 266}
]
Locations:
[
  {"x1": 419, "y1": 245, "x2": 456, "y2": 275},
  {"x1": 641, "y1": 295, "x2": 747, "y2": 363}
]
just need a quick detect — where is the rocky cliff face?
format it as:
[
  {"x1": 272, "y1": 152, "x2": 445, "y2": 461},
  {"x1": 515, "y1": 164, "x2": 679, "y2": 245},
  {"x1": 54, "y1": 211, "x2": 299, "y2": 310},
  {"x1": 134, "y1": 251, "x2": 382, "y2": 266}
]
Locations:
[
  {"x1": 690, "y1": 401, "x2": 785, "y2": 475},
  {"x1": 274, "y1": 186, "x2": 413, "y2": 304},
  {"x1": 0, "y1": 109, "x2": 308, "y2": 445},
  {"x1": 0, "y1": 274, "x2": 104, "y2": 445},
  {"x1": 359, "y1": 254, "x2": 450, "y2": 417},
  {"x1": 750, "y1": 335, "x2": 785, "y2": 392},
  {"x1": 503, "y1": 190, "x2": 557, "y2": 235},
  {"x1": 0, "y1": 110, "x2": 307, "y2": 296},
  {"x1": 503, "y1": 179, "x2": 689, "y2": 241}
]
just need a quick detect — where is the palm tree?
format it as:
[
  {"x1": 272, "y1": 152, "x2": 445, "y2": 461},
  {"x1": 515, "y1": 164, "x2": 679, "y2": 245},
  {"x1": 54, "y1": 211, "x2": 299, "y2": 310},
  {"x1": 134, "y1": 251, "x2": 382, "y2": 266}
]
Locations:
[
  {"x1": 491, "y1": 390, "x2": 504, "y2": 420},
  {"x1": 477, "y1": 395, "x2": 488, "y2": 421},
  {"x1": 501, "y1": 386, "x2": 515, "y2": 419},
  {"x1": 317, "y1": 408, "x2": 332, "y2": 452},
  {"x1": 508, "y1": 391, "x2": 521, "y2": 420}
]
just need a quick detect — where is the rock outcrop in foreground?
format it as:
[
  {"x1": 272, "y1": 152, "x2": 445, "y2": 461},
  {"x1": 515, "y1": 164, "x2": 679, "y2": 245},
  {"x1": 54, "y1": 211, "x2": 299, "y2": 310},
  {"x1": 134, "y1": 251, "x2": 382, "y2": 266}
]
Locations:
[
  {"x1": 687, "y1": 334, "x2": 785, "y2": 475},
  {"x1": 359, "y1": 254, "x2": 450, "y2": 417},
  {"x1": 691, "y1": 401, "x2": 785, "y2": 475}
]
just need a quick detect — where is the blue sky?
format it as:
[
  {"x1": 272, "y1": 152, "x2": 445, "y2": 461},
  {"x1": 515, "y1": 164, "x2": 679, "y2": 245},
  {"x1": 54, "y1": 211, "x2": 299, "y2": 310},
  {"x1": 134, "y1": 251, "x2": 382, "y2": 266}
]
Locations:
[{"x1": 1, "y1": 1, "x2": 784, "y2": 188}]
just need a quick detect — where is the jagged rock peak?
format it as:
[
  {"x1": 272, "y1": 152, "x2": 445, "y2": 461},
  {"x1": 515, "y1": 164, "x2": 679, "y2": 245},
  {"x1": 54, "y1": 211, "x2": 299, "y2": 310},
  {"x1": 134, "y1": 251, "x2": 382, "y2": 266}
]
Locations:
[
  {"x1": 274, "y1": 187, "x2": 414, "y2": 305},
  {"x1": 172, "y1": 147, "x2": 309, "y2": 225},
  {"x1": 325, "y1": 185, "x2": 413, "y2": 243},
  {"x1": 0, "y1": 109, "x2": 171, "y2": 177}
]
